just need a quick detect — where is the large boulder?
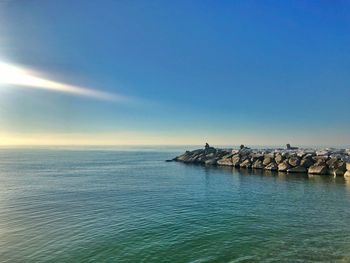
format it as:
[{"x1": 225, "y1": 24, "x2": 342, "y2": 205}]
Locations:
[
  {"x1": 331, "y1": 168, "x2": 346, "y2": 177},
  {"x1": 275, "y1": 154, "x2": 284, "y2": 164},
  {"x1": 288, "y1": 156, "x2": 301, "y2": 167},
  {"x1": 345, "y1": 171, "x2": 350, "y2": 177},
  {"x1": 192, "y1": 153, "x2": 206, "y2": 163},
  {"x1": 205, "y1": 158, "x2": 217, "y2": 165},
  {"x1": 263, "y1": 157, "x2": 273, "y2": 166},
  {"x1": 205, "y1": 153, "x2": 215, "y2": 159},
  {"x1": 328, "y1": 159, "x2": 346, "y2": 176},
  {"x1": 217, "y1": 157, "x2": 233, "y2": 166},
  {"x1": 287, "y1": 166, "x2": 307, "y2": 173},
  {"x1": 188, "y1": 155, "x2": 201, "y2": 163},
  {"x1": 308, "y1": 165, "x2": 328, "y2": 175},
  {"x1": 327, "y1": 159, "x2": 345, "y2": 170},
  {"x1": 303, "y1": 153, "x2": 315, "y2": 159},
  {"x1": 281, "y1": 151, "x2": 291, "y2": 158},
  {"x1": 250, "y1": 153, "x2": 264, "y2": 162},
  {"x1": 296, "y1": 151, "x2": 307, "y2": 158},
  {"x1": 252, "y1": 160, "x2": 264, "y2": 169},
  {"x1": 239, "y1": 148, "x2": 252, "y2": 156},
  {"x1": 300, "y1": 158, "x2": 314, "y2": 168},
  {"x1": 176, "y1": 149, "x2": 206, "y2": 163},
  {"x1": 240, "y1": 159, "x2": 252, "y2": 168},
  {"x1": 341, "y1": 156, "x2": 350, "y2": 162},
  {"x1": 265, "y1": 162, "x2": 278, "y2": 171},
  {"x1": 204, "y1": 147, "x2": 216, "y2": 154},
  {"x1": 316, "y1": 150, "x2": 330, "y2": 156},
  {"x1": 329, "y1": 153, "x2": 344, "y2": 160},
  {"x1": 264, "y1": 153, "x2": 275, "y2": 159},
  {"x1": 232, "y1": 155, "x2": 241, "y2": 167},
  {"x1": 216, "y1": 151, "x2": 231, "y2": 159},
  {"x1": 327, "y1": 158, "x2": 338, "y2": 168},
  {"x1": 176, "y1": 151, "x2": 191, "y2": 162},
  {"x1": 312, "y1": 156, "x2": 329, "y2": 163},
  {"x1": 278, "y1": 162, "x2": 290, "y2": 172}
]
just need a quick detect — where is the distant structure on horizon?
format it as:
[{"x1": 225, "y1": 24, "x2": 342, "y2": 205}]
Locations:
[{"x1": 286, "y1": 144, "x2": 298, "y2": 150}]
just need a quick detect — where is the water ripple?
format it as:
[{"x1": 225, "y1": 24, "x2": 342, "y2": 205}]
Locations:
[{"x1": 0, "y1": 148, "x2": 349, "y2": 262}]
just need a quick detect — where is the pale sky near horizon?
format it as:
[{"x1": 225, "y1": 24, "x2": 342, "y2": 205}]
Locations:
[{"x1": 0, "y1": 1, "x2": 350, "y2": 147}]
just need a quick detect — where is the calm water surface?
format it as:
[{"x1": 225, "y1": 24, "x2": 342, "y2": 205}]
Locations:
[{"x1": 0, "y1": 147, "x2": 350, "y2": 262}]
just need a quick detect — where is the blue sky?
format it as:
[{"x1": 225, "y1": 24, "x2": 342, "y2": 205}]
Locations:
[{"x1": 0, "y1": 1, "x2": 349, "y2": 146}]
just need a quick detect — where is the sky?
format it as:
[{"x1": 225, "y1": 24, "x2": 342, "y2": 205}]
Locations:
[{"x1": 0, "y1": 0, "x2": 349, "y2": 146}]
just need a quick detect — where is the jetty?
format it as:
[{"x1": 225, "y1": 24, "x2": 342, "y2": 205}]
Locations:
[{"x1": 173, "y1": 144, "x2": 350, "y2": 177}]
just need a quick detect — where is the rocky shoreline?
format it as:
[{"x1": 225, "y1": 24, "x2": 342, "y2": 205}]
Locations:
[{"x1": 172, "y1": 145, "x2": 350, "y2": 177}]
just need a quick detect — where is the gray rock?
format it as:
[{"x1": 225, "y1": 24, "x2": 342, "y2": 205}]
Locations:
[
  {"x1": 205, "y1": 153, "x2": 215, "y2": 159},
  {"x1": 288, "y1": 156, "x2": 301, "y2": 167},
  {"x1": 308, "y1": 165, "x2": 328, "y2": 175},
  {"x1": 341, "y1": 156, "x2": 350, "y2": 162},
  {"x1": 265, "y1": 162, "x2": 278, "y2": 171},
  {"x1": 217, "y1": 151, "x2": 231, "y2": 159},
  {"x1": 326, "y1": 158, "x2": 337, "y2": 168},
  {"x1": 287, "y1": 166, "x2": 307, "y2": 173},
  {"x1": 281, "y1": 152, "x2": 291, "y2": 158},
  {"x1": 304, "y1": 153, "x2": 315, "y2": 159},
  {"x1": 331, "y1": 168, "x2": 346, "y2": 177},
  {"x1": 329, "y1": 153, "x2": 343, "y2": 159},
  {"x1": 252, "y1": 160, "x2": 264, "y2": 169},
  {"x1": 313, "y1": 155, "x2": 329, "y2": 161},
  {"x1": 192, "y1": 154, "x2": 205, "y2": 163},
  {"x1": 221, "y1": 153, "x2": 233, "y2": 159},
  {"x1": 264, "y1": 153, "x2": 275, "y2": 159},
  {"x1": 316, "y1": 150, "x2": 330, "y2": 156},
  {"x1": 205, "y1": 158, "x2": 217, "y2": 165},
  {"x1": 240, "y1": 159, "x2": 252, "y2": 168},
  {"x1": 239, "y1": 148, "x2": 252, "y2": 156},
  {"x1": 300, "y1": 158, "x2": 314, "y2": 168},
  {"x1": 278, "y1": 162, "x2": 290, "y2": 172},
  {"x1": 263, "y1": 157, "x2": 273, "y2": 166},
  {"x1": 312, "y1": 156, "x2": 328, "y2": 165},
  {"x1": 251, "y1": 153, "x2": 264, "y2": 161},
  {"x1": 176, "y1": 153, "x2": 190, "y2": 162},
  {"x1": 297, "y1": 151, "x2": 307, "y2": 158},
  {"x1": 327, "y1": 159, "x2": 345, "y2": 170},
  {"x1": 232, "y1": 155, "x2": 241, "y2": 167},
  {"x1": 204, "y1": 147, "x2": 216, "y2": 154},
  {"x1": 275, "y1": 154, "x2": 284, "y2": 164},
  {"x1": 175, "y1": 149, "x2": 207, "y2": 163},
  {"x1": 217, "y1": 157, "x2": 233, "y2": 166}
]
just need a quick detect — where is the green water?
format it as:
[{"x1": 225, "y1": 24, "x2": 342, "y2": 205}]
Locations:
[{"x1": 0, "y1": 147, "x2": 349, "y2": 262}]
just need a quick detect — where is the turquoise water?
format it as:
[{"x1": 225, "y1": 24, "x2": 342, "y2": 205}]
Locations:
[{"x1": 0, "y1": 147, "x2": 350, "y2": 262}]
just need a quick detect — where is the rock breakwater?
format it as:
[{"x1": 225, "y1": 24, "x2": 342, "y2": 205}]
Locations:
[{"x1": 173, "y1": 145, "x2": 350, "y2": 177}]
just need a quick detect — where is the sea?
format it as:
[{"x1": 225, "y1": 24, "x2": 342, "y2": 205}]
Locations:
[{"x1": 0, "y1": 146, "x2": 349, "y2": 262}]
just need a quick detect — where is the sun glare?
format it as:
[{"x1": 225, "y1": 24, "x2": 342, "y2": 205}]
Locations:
[{"x1": 0, "y1": 61, "x2": 126, "y2": 102}]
